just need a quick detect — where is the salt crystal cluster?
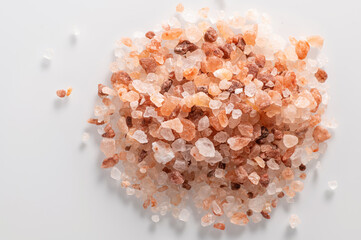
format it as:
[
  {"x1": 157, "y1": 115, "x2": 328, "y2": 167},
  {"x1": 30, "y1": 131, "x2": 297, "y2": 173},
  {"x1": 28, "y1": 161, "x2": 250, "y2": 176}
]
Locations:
[{"x1": 89, "y1": 5, "x2": 333, "y2": 230}]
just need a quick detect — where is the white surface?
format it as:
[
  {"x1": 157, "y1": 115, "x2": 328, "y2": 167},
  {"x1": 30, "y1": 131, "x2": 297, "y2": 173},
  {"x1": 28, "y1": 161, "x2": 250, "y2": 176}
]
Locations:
[{"x1": 0, "y1": 0, "x2": 360, "y2": 239}]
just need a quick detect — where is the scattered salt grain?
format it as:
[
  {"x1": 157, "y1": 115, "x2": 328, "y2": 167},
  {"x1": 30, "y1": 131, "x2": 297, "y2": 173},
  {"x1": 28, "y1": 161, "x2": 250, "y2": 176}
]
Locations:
[
  {"x1": 178, "y1": 209, "x2": 190, "y2": 222},
  {"x1": 289, "y1": 214, "x2": 301, "y2": 229},
  {"x1": 151, "y1": 215, "x2": 160, "y2": 223},
  {"x1": 110, "y1": 167, "x2": 122, "y2": 180},
  {"x1": 328, "y1": 180, "x2": 338, "y2": 190}
]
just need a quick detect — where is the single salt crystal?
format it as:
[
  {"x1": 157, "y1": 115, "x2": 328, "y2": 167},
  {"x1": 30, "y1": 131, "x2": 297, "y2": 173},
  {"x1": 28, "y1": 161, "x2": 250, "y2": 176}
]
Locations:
[
  {"x1": 283, "y1": 134, "x2": 298, "y2": 148},
  {"x1": 205, "y1": 150, "x2": 222, "y2": 164},
  {"x1": 100, "y1": 138, "x2": 116, "y2": 157},
  {"x1": 152, "y1": 141, "x2": 175, "y2": 164},
  {"x1": 215, "y1": 169, "x2": 225, "y2": 178},
  {"x1": 130, "y1": 130, "x2": 148, "y2": 143},
  {"x1": 173, "y1": 159, "x2": 187, "y2": 172},
  {"x1": 82, "y1": 132, "x2": 90, "y2": 142},
  {"x1": 195, "y1": 138, "x2": 216, "y2": 157},
  {"x1": 214, "y1": 131, "x2": 228, "y2": 143},
  {"x1": 161, "y1": 118, "x2": 183, "y2": 133},
  {"x1": 232, "y1": 109, "x2": 243, "y2": 119},
  {"x1": 213, "y1": 68, "x2": 233, "y2": 80},
  {"x1": 171, "y1": 138, "x2": 186, "y2": 152},
  {"x1": 267, "y1": 182, "x2": 277, "y2": 195},
  {"x1": 328, "y1": 180, "x2": 338, "y2": 190},
  {"x1": 198, "y1": 116, "x2": 210, "y2": 131},
  {"x1": 144, "y1": 106, "x2": 157, "y2": 118},
  {"x1": 225, "y1": 103, "x2": 234, "y2": 114},
  {"x1": 160, "y1": 128, "x2": 175, "y2": 141},
  {"x1": 254, "y1": 156, "x2": 265, "y2": 168},
  {"x1": 248, "y1": 172, "x2": 260, "y2": 185},
  {"x1": 245, "y1": 82, "x2": 257, "y2": 97},
  {"x1": 178, "y1": 209, "x2": 190, "y2": 222},
  {"x1": 185, "y1": 24, "x2": 203, "y2": 43},
  {"x1": 251, "y1": 213, "x2": 262, "y2": 223},
  {"x1": 267, "y1": 158, "x2": 280, "y2": 170},
  {"x1": 209, "y1": 99, "x2": 222, "y2": 109},
  {"x1": 235, "y1": 88, "x2": 243, "y2": 94},
  {"x1": 43, "y1": 48, "x2": 54, "y2": 60},
  {"x1": 110, "y1": 167, "x2": 122, "y2": 180},
  {"x1": 289, "y1": 214, "x2": 301, "y2": 229},
  {"x1": 295, "y1": 96, "x2": 310, "y2": 108},
  {"x1": 151, "y1": 214, "x2": 160, "y2": 223},
  {"x1": 201, "y1": 213, "x2": 215, "y2": 227},
  {"x1": 248, "y1": 196, "x2": 266, "y2": 212}
]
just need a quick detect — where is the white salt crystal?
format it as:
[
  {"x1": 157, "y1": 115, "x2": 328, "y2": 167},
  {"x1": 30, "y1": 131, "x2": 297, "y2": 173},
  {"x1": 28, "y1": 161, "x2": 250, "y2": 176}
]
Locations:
[
  {"x1": 43, "y1": 48, "x2": 54, "y2": 60},
  {"x1": 245, "y1": 82, "x2": 257, "y2": 97},
  {"x1": 160, "y1": 128, "x2": 175, "y2": 141},
  {"x1": 110, "y1": 167, "x2": 122, "y2": 180},
  {"x1": 289, "y1": 214, "x2": 301, "y2": 229},
  {"x1": 283, "y1": 134, "x2": 298, "y2": 148},
  {"x1": 225, "y1": 103, "x2": 234, "y2": 114},
  {"x1": 131, "y1": 130, "x2": 148, "y2": 143},
  {"x1": 152, "y1": 141, "x2": 175, "y2": 164},
  {"x1": 82, "y1": 132, "x2": 90, "y2": 142},
  {"x1": 235, "y1": 88, "x2": 243, "y2": 94},
  {"x1": 144, "y1": 106, "x2": 157, "y2": 118},
  {"x1": 213, "y1": 68, "x2": 232, "y2": 80},
  {"x1": 195, "y1": 138, "x2": 215, "y2": 157},
  {"x1": 267, "y1": 182, "x2": 277, "y2": 195},
  {"x1": 328, "y1": 180, "x2": 338, "y2": 190},
  {"x1": 178, "y1": 209, "x2": 190, "y2": 222},
  {"x1": 209, "y1": 99, "x2": 222, "y2": 110},
  {"x1": 151, "y1": 215, "x2": 160, "y2": 223},
  {"x1": 198, "y1": 116, "x2": 210, "y2": 131},
  {"x1": 171, "y1": 138, "x2": 186, "y2": 152},
  {"x1": 185, "y1": 24, "x2": 203, "y2": 43},
  {"x1": 232, "y1": 109, "x2": 243, "y2": 119},
  {"x1": 267, "y1": 158, "x2": 280, "y2": 170}
]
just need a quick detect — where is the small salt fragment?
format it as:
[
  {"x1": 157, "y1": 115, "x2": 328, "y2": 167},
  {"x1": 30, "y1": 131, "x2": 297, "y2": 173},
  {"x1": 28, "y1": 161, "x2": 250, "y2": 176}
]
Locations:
[
  {"x1": 209, "y1": 99, "x2": 222, "y2": 109},
  {"x1": 151, "y1": 215, "x2": 160, "y2": 223},
  {"x1": 289, "y1": 214, "x2": 301, "y2": 229},
  {"x1": 232, "y1": 109, "x2": 242, "y2": 119},
  {"x1": 328, "y1": 180, "x2": 338, "y2": 190},
  {"x1": 176, "y1": 3, "x2": 184, "y2": 13},
  {"x1": 110, "y1": 167, "x2": 122, "y2": 180},
  {"x1": 178, "y1": 209, "x2": 190, "y2": 222},
  {"x1": 56, "y1": 89, "x2": 66, "y2": 98},
  {"x1": 248, "y1": 172, "x2": 260, "y2": 185},
  {"x1": 195, "y1": 138, "x2": 216, "y2": 157}
]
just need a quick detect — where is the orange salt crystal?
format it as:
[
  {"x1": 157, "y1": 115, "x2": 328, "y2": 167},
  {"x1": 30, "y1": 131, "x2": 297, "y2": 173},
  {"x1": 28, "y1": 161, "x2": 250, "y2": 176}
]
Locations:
[
  {"x1": 66, "y1": 87, "x2": 72, "y2": 96},
  {"x1": 162, "y1": 28, "x2": 183, "y2": 40},
  {"x1": 282, "y1": 167, "x2": 294, "y2": 180},
  {"x1": 307, "y1": 35, "x2": 324, "y2": 48},
  {"x1": 299, "y1": 173, "x2": 307, "y2": 180},
  {"x1": 208, "y1": 81, "x2": 222, "y2": 96},
  {"x1": 160, "y1": 96, "x2": 180, "y2": 116},
  {"x1": 193, "y1": 92, "x2": 211, "y2": 107},
  {"x1": 183, "y1": 67, "x2": 199, "y2": 80},
  {"x1": 217, "y1": 110, "x2": 229, "y2": 128},
  {"x1": 295, "y1": 40, "x2": 310, "y2": 60},
  {"x1": 216, "y1": 20, "x2": 234, "y2": 39},
  {"x1": 213, "y1": 223, "x2": 225, "y2": 230},
  {"x1": 230, "y1": 212, "x2": 249, "y2": 226},
  {"x1": 179, "y1": 118, "x2": 196, "y2": 141},
  {"x1": 313, "y1": 126, "x2": 331, "y2": 143},
  {"x1": 121, "y1": 37, "x2": 132, "y2": 47},
  {"x1": 56, "y1": 89, "x2": 66, "y2": 98},
  {"x1": 176, "y1": 3, "x2": 184, "y2": 12}
]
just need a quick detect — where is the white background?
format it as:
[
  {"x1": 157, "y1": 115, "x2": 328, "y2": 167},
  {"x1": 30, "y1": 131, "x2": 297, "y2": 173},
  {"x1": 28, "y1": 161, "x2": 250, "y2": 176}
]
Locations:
[{"x1": 1, "y1": 0, "x2": 360, "y2": 239}]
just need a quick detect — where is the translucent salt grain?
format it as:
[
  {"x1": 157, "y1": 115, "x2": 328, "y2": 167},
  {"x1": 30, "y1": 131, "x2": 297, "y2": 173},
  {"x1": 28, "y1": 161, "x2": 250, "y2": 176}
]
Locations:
[
  {"x1": 110, "y1": 167, "x2": 122, "y2": 180},
  {"x1": 225, "y1": 103, "x2": 234, "y2": 114},
  {"x1": 267, "y1": 158, "x2": 280, "y2": 170},
  {"x1": 82, "y1": 132, "x2": 90, "y2": 142},
  {"x1": 185, "y1": 24, "x2": 203, "y2": 43},
  {"x1": 131, "y1": 130, "x2": 148, "y2": 143},
  {"x1": 152, "y1": 141, "x2": 175, "y2": 164},
  {"x1": 198, "y1": 116, "x2": 210, "y2": 131},
  {"x1": 248, "y1": 197, "x2": 266, "y2": 212},
  {"x1": 43, "y1": 48, "x2": 54, "y2": 60},
  {"x1": 235, "y1": 88, "x2": 243, "y2": 94},
  {"x1": 248, "y1": 172, "x2": 260, "y2": 185},
  {"x1": 209, "y1": 99, "x2": 222, "y2": 109},
  {"x1": 178, "y1": 209, "x2": 190, "y2": 222},
  {"x1": 214, "y1": 68, "x2": 233, "y2": 81},
  {"x1": 201, "y1": 213, "x2": 215, "y2": 227},
  {"x1": 195, "y1": 138, "x2": 216, "y2": 157},
  {"x1": 289, "y1": 214, "x2": 301, "y2": 229},
  {"x1": 232, "y1": 109, "x2": 243, "y2": 119},
  {"x1": 151, "y1": 215, "x2": 160, "y2": 223},
  {"x1": 160, "y1": 128, "x2": 175, "y2": 141},
  {"x1": 283, "y1": 134, "x2": 298, "y2": 148},
  {"x1": 245, "y1": 82, "x2": 257, "y2": 97},
  {"x1": 161, "y1": 118, "x2": 183, "y2": 133},
  {"x1": 171, "y1": 138, "x2": 186, "y2": 152},
  {"x1": 214, "y1": 131, "x2": 228, "y2": 143},
  {"x1": 328, "y1": 180, "x2": 338, "y2": 190}
]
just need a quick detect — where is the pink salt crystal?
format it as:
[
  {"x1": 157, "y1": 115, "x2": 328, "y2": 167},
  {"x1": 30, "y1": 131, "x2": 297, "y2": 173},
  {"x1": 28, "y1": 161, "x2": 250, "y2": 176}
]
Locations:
[
  {"x1": 254, "y1": 90, "x2": 271, "y2": 110},
  {"x1": 213, "y1": 68, "x2": 233, "y2": 80},
  {"x1": 117, "y1": 117, "x2": 129, "y2": 134},
  {"x1": 212, "y1": 200, "x2": 224, "y2": 216},
  {"x1": 209, "y1": 99, "x2": 222, "y2": 109},
  {"x1": 161, "y1": 118, "x2": 184, "y2": 133},
  {"x1": 230, "y1": 212, "x2": 249, "y2": 226},
  {"x1": 248, "y1": 196, "x2": 266, "y2": 213},
  {"x1": 254, "y1": 156, "x2": 265, "y2": 168},
  {"x1": 232, "y1": 109, "x2": 243, "y2": 119},
  {"x1": 227, "y1": 136, "x2": 251, "y2": 151},
  {"x1": 307, "y1": 35, "x2": 324, "y2": 48},
  {"x1": 169, "y1": 171, "x2": 185, "y2": 184},
  {"x1": 176, "y1": 3, "x2": 184, "y2": 13},
  {"x1": 238, "y1": 123, "x2": 253, "y2": 138},
  {"x1": 185, "y1": 24, "x2": 203, "y2": 43},
  {"x1": 201, "y1": 213, "x2": 215, "y2": 227},
  {"x1": 248, "y1": 172, "x2": 260, "y2": 185},
  {"x1": 130, "y1": 130, "x2": 148, "y2": 143},
  {"x1": 198, "y1": 116, "x2": 210, "y2": 131},
  {"x1": 150, "y1": 93, "x2": 165, "y2": 107},
  {"x1": 195, "y1": 138, "x2": 215, "y2": 157},
  {"x1": 190, "y1": 146, "x2": 206, "y2": 162},
  {"x1": 289, "y1": 214, "x2": 301, "y2": 229},
  {"x1": 160, "y1": 128, "x2": 175, "y2": 141},
  {"x1": 245, "y1": 82, "x2": 257, "y2": 97},
  {"x1": 100, "y1": 138, "x2": 116, "y2": 157},
  {"x1": 267, "y1": 159, "x2": 280, "y2": 170},
  {"x1": 290, "y1": 181, "x2": 304, "y2": 192},
  {"x1": 283, "y1": 134, "x2": 298, "y2": 148},
  {"x1": 205, "y1": 150, "x2": 222, "y2": 164},
  {"x1": 171, "y1": 138, "x2": 186, "y2": 152},
  {"x1": 152, "y1": 141, "x2": 175, "y2": 164},
  {"x1": 214, "y1": 131, "x2": 229, "y2": 143}
]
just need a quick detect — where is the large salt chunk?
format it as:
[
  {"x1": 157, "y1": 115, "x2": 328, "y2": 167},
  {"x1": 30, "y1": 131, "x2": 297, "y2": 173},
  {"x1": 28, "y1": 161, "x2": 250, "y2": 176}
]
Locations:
[
  {"x1": 195, "y1": 138, "x2": 215, "y2": 157},
  {"x1": 161, "y1": 118, "x2": 183, "y2": 133},
  {"x1": 152, "y1": 141, "x2": 175, "y2": 164},
  {"x1": 198, "y1": 116, "x2": 210, "y2": 131},
  {"x1": 130, "y1": 130, "x2": 148, "y2": 143},
  {"x1": 100, "y1": 138, "x2": 116, "y2": 157},
  {"x1": 283, "y1": 134, "x2": 298, "y2": 148}
]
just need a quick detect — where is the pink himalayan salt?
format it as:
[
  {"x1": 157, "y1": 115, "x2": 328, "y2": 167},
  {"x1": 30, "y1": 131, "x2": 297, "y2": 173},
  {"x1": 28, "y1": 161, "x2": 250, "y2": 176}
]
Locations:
[
  {"x1": 227, "y1": 136, "x2": 251, "y2": 151},
  {"x1": 283, "y1": 134, "x2": 298, "y2": 148},
  {"x1": 198, "y1": 116, "x2": 210, "y2": 131},
  {"x1": 290, "y1": 180, "x2": 304, "y2": 192},
  {"x1": 195, "y1": 138, "x2": 216, "y2": 158},
  {"x1": 248, "y1": 172, "x2": 260, "y2": 185},
  {"x1": 230, "y1": 212, "x2": 249, "y2": 225},
  {"x1": 130, "y1": 130, "x2": 148, "y2": 143},
  {"x1": 152, "y1": 141, "x2": 175, "y2": 164},
  {"x1": 100, "y1": 138, "x2": 116, "y2": 157},
  {"x1": 161, "y1": 118, "x2": 183, "y2": 133}
]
